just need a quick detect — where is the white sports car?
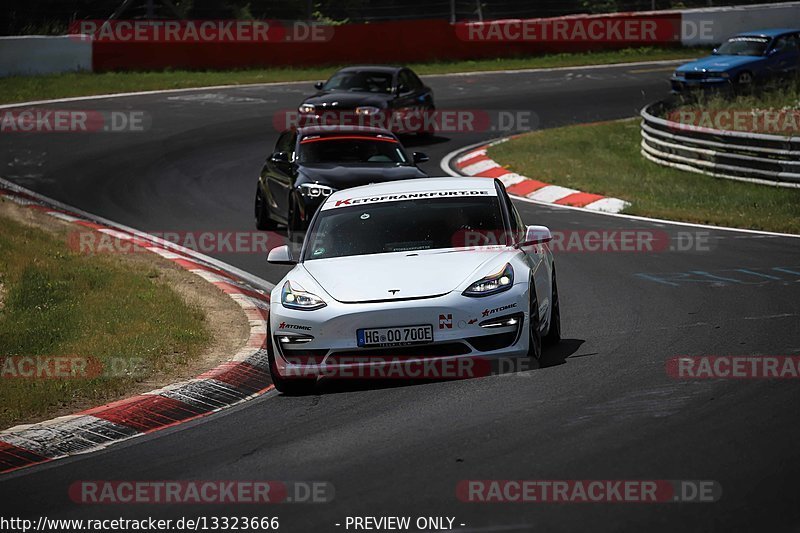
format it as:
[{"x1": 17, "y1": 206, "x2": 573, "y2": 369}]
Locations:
[{"x1": 266, "y1": 177, "x2": 560, "y2": 393}]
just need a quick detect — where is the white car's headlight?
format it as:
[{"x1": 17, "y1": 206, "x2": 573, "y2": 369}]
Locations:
[
  {"x1": 463, "y1": 263, "x2": 514, "y2": 297},
  {"x1": 355, "y1": 106, "x2": 381, "y2": 116},
  {"x1": 299, "y1": 103, "x2": 316, "y2": 114},
  {"x1": 299, "y1": 183, "x2": 335, "y2": 198},
  {"x1": 282, "y1": 281, "x2": 326, "y2": 310}
]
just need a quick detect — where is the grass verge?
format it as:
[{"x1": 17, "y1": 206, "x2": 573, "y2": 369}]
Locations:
[
  {"x1": 0, "y1": 207, "x2": 210, "y2": 428},
  {"x1": 488, "y1": 119, "x2": 800, "y2": 234},
  {"x1": 0, "y1": 47, "x2": 704, "y2": 105},
  {"x1": 666, "y1": 80, "x2": 800, "y2": 135}
]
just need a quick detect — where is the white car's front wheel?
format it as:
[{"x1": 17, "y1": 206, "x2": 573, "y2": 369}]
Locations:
[
  {"x1": 527, "y1": 287, "x2": 542, "y2": 360},
  {"x1": 544, "y1": 269, "x2": 561, "y2": 346}
]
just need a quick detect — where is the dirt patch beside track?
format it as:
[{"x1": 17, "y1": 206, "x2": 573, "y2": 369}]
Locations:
[{"x1": 0, "y1": 196, "x2": 250, "y2": 426}]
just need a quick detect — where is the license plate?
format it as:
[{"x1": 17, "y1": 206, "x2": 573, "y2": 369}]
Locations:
[{"x1": 357, "y1": 325, "x2": 434, "y2": 348}]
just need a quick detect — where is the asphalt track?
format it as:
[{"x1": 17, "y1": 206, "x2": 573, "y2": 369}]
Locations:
[{"x1": 1, "y1": 61, "x2": 800, "y2": 532}]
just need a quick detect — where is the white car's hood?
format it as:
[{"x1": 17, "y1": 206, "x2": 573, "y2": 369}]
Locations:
[{"x1": 302, "y1": 248, "x2": 508, "y2": 303}]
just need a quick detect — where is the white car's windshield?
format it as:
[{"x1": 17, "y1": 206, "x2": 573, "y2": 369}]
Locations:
[
  {"x1": 303, "y1": 196, "x2": 505, "y2": 260},
  {"x1": 715, "y1": 36, "x2": 770, "y2": 56}
]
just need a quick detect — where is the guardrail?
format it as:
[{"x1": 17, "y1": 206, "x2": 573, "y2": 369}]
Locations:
[
  {"x1": 640, "y1": 101, "x2": 800, "y2": 188},
  {"x1": 0, "y1": 35, "x2": 92, "y2": 76}
]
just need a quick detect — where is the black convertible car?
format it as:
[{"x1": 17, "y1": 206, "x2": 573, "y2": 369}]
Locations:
[
  {"x1": 297, "y1": 66, "x2": 435, "y2": 134},
  {"x1": 255, "y1": 125, "x2": 429, "y2": 239}
]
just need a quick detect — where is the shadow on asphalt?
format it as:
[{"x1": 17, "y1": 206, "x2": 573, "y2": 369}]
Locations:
[
  {"x1": 274, "y1": 338, "x2": 586, "y2": 397},
  {"x1": 542, "y1": 338, "x2": 584, "y2": 368}
]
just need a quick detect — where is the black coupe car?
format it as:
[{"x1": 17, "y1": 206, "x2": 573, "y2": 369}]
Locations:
[
  {"x1": 255, "y1": 125, "x2": 429, "y2": 239},
  {"x1": 297, "y1": 66, "x2": 435, "y2": 134}
]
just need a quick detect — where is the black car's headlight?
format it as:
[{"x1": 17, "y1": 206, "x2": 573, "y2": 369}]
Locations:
[
  {"x1": 299, "y1": 103, "x2": 316, "y2": 114},
  {"x1": 463, "y1": 264, "x2": 514, "y2": 297},
  {"x1": 355, "y1": 106, "x2": 381, "y2": 116},
  {"x1": 298, "y1": 183, "x2": 335, "y2": 198},
  {"x1": 282, "y1": 281, "x2": 326, "y2": 310}
]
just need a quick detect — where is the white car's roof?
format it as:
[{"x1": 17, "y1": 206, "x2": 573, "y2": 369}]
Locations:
[{"x1": 321, "y1": 177, "x2": 498, "y2": 211}]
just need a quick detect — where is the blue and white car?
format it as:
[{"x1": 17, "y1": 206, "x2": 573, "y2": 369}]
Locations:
[
  {"x1": 671, "y1": 29, "x2": 800, "y2": 92},
  {"x1": 265, "y1": 177, "x2": 561, "y2": 393}
]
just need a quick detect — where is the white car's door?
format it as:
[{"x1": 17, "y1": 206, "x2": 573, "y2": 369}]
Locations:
[{"x1": 506, "y1": 195, "x2": 551, "y2": 325}]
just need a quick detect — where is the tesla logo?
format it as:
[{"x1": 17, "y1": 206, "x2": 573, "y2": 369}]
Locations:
[
  {"x1": 439, "y1": 314, "x2": 453, "y2": 329},
  {"x1": 388, "y1": 289, "x2": 400, "y2": 295}
]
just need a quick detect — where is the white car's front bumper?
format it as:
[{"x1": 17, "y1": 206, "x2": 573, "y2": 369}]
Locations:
[{"x1": 269, "y1": 283, "x2": 531, "y2": 380}]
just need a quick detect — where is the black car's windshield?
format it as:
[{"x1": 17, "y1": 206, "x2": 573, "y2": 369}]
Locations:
[
  {"x1": 322, "y1": 71, "x2": 394, "y2": 93},
  {"x1": 299, "y1": 136, "x2": 409, "y2": 164},
  {"x1": 715, "y1": 36, "x2": 770, "y2": 56},
  {"x1": 303, "y1": 195, "x2": 505, "y2": 260}
]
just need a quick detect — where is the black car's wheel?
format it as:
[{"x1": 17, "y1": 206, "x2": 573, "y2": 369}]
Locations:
[
  {"x1": 544, "y1": 269, "x2": 561, "y2": 346},
  {"x1": 255, "y1": 186, "x2": 277, "y2": 231},
  {"x1": 266, "y1": 335, "x2": 316, "y2": 395},
  {"x1": 527, "y1": 286, "x2": 543, "y2": 360}
]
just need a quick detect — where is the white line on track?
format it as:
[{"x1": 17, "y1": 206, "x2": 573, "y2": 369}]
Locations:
[{"x1": 0, "y1": 58, "x2": 693, "y2": 110}]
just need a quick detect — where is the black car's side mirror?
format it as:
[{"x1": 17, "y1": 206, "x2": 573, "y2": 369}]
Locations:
[
  {"x1": 314, "y1": 81, "x2": 324, "y2": 90},
  {"x1": 397, "y1": 84, "x2": 409, "y2": 94},
  {"x1": 270, "y1": 151, "x2": 290, "y2": 163},
  {"x1": 413, "y1": 152, "x2": 429, "y2": 163}
]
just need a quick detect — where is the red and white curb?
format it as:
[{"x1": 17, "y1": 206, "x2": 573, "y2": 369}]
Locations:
[
  {"x1": 0, "y1": 181, "x2": 274, "y2": 474},
  {"x1": 451, "y1": 140, "x2": 630, "y2": 214}
]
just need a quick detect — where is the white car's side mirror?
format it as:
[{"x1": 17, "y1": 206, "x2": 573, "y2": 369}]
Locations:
[
  {"x1": 267, "y1": 245, "x2": 297, "y2": 265},
  {"x1": 519, "y1": 225, "x2": 553, "y2": 246}
]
